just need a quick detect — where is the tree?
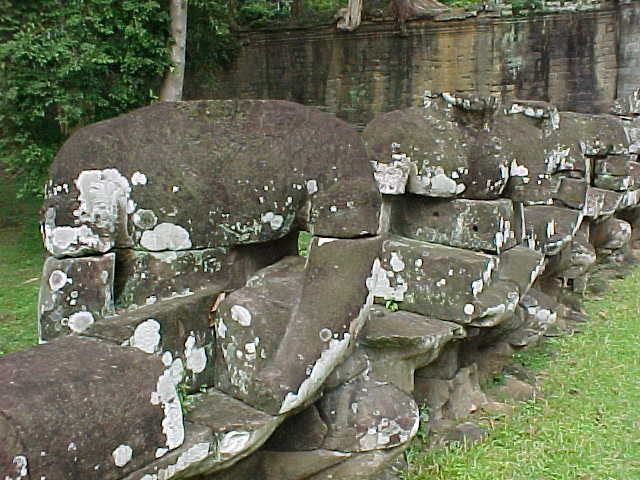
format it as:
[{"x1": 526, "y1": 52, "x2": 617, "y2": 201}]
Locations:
[
  {"x1": 0, "y1": 1, "x2": 171, "y2": 195},
  {"x1": 160, "y1": 0, "x2": 189, "y2": 101}
]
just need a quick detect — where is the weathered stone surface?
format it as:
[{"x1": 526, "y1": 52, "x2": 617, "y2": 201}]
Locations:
[
  {"x1": 308, "y1": 178, "x2": 382, "y2": 237},
  {"x1": 495, "y1": 246, "x2": 545, "y2": 296},
  {"x1": 265, "y1": 405, "x2": 328, "y2": 451},
  {"x1": 0, "y1": 336, "x2": 167, "y2": 480},
  {"x1": 253, "y1": 236, "x2": 382, "y2": 415},
  {"x1": 390, "y1": 197, "x2": 519, "y2": 253},
  {"x1": 360, "y1": 306, "x2": 465, "y2": 391},
  {"x1": 593, "y1": 174, "x2": 633, "y2": 191},
  {"x1": 523, "y1": 206, "x2": 583, "y2": 254},
  {"x1": 508, "y1": 290, "x2": 559, "y2": 347},
  {"x1": 214, "y1": 257, "x2": 305, "y2": 412},
  {"x1": 115, "y1": 234, "x2": 297, "y2": 310},
  {"x1": 122, "y1": 423, "x2": 212, "y2": 480},
  {"x1": 306, "y1": 447, "x2": 406, "y2": 480},
  {"x1": 470, "y1": 279, "x2": 520, "y2": 328},
  {"x1": 179, "y1": 389, "x2": 280, "y2": 476},
  {"x1": 372, "y1": 235, "x2": 498, "y2": 323},
  {"x1": 38, "y1": 253, "x2": 115, "y2": 341},
  {"x1": 323, "y1": 349, "x2": 371, "y2": 391},
  {"x1": 594, "y1": 155, "x2": 632, "y2": 176},
  {"x1": 318, "y1": 377, "x2": 419, "y2": 453},
  {"x1": 414, "y1": 363, "x2": 487, "y2": 421},
  {"x1": 591, "y1": 217, "x2": 632, "y2": 251},
  {"x1": 415, "y1": 342, "x2": 460, "y2": 380},
  {"x1": 553, "y1": 177, "x2": 588, "y2": 210},
  {"x1": 548, "y1": 112, "x2": 628, "y2": 158},
  {"x1": 362, "y1": 99, "x2": 510, "y2": 200},
  {"x1": 261, "y1": 450, "x2": 351, "y2": 480},
  {"x1": 85, "y1": 287, "x2": 221, "y2": 391},
  {"x1": 583, "y1": 187, "x2": 624, "y2": 217},
  {"x1": 43, "y1": 100, "x2": 379, "y2": 258},
  {"x1": 193, "y1": 453, "x2": 265, "y2": 480}
]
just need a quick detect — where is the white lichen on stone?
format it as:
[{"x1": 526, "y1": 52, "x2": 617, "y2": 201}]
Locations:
[
  {"x1": 131, "y1": 171, "x2": 148, "y2": 186},
  {"x1": 185, "y1": 334, "x2": 207, "y2": 374},
  {"x1": 140, "y1": 223, "x2": 192, "y2": 251},
  {"x1": 151, "y1": 358, "x2": 185, "y2": 450},
  {"x1": 68, "y1": 311, "x2": 95, "y2": 333},
  {"x1": 112, "y1": 444, "x2": 133, "y2": 467},
  {"x1": 261, "y1": 211, "x2": 284, "y2": 230},
  {"x1": 219, "y1": 431, "x2": 251, "y2": 457},
  {"x1": 48, "y1": 270, "x2": 68, "y2": 291},
  {"x1": 305, "y1": 179, "x2": 318, "y2": 195},
  {"x1": 152, "y1": 442, "x2": 210, "y2": 480},
  {"x1": 130, "y1": 319, "x2": 161, "y2": 354},
  {"x1": 230, "y1": 305, "x2": 252, "y2": 327}
]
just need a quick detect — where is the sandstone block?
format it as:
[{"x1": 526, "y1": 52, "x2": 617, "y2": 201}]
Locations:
[
  {"x1": 42, "y1": 100, "x2": 379, "y2": 257},
  {"x1": 372, "y1": 236, "x2": 498, "y2": 323},
  {"x1": 0, "y1": 336, "x2": 167, "y2": 480},
  {"x1": 390, "y1": 197, "x2": 519, "y2": 253},
  {"x1": 318, "y1": 377, "x2": 419, "y2": 453},
  {"x1": 85, "y1": 287, "x2": 222, "y2": 391},
  {"x1": 38, "y1": 253, "x2": 115, "y2": 341}
]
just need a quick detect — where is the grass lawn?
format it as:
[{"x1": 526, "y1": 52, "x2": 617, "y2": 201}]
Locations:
[
  {"x1": 406, "y1": 266, "x2": 640, "y2": 480},
  {"x1": 0, "y1": 171, "x2": 44, "y2": 355}
]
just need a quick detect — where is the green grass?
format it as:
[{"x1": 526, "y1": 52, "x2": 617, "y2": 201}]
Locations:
[
  {"x1": 406, "y1": 267, "x2": 640, "y2": 480},
  {"x1": 0, "y1": 171, "x2": 44, "y2": 356}
]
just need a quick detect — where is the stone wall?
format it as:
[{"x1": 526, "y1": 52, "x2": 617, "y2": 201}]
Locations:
[
  {"x1": 185, "y1": 2, "x2": 640, "y2": 127},
  {"x1": 2, "y1": 90, "x2": 640, "y2": 480}
]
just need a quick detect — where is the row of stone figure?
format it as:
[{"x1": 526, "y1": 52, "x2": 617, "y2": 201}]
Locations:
[{"x1": 2, "y1": 89, "x2": 640, "y2": 480}]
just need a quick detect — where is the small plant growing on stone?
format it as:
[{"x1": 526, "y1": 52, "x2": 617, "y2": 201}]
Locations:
[{"x1": 385, "y1": 298, "x2": 400, "y2": 312}]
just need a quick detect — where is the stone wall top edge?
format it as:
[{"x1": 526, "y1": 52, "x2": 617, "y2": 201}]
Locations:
[{"x1": 234, "y1": 2, "x2": 624, "y2": 44}]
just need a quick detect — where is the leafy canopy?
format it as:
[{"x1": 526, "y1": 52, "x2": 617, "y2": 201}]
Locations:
[{"x1": 0, "y1": 0, "x2": 172, "y2": 195}]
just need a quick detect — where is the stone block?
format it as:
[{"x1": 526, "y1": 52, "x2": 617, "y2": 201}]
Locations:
[
  {"x1": 372, "y1": 157, "x2": 411, "y2": 195},
  {"x1": 114, "y1": 234, "x2": 297, "y2": 310},
  {"x1": 42, "y1": 100, "x2": 378, "y2": 256},
  {"x1": 523, "y1": 206, "x2": 584, "y2": 254},
  {"x1": 85, "y1": 287, "x2": 222, "y2": 391},
  {"x1": 318, "y1": 377, "x2": 419, "y2": 453},
  {"x1": 181, "y1": 389, "x2": 280, "y2": 476},
  {"x1": 360, "y1": 306, "x2": 465, "y2": 392},
  {"x1": 308, "y1": 177, "x2": 382, "y2": 238},
  {"x1": 264, "y1": 405, "x2": 328, "y2": 451},
  {"x1": 594, "y1": 155, "x2": 632, "y2": 176},
  {"x1": 121, "y1": 423, "x2": 213, "y2": 480},
  {"x1": 591, "y1": 217, "x2": 632, "y2": 251},
  {"x1": 261, "y1": 450, "x2": 351, "y2": 480},
  {"x1": 553, "y1": 177, "x2": 588, "y2": 209},
  {"x1": 583, "y1": 187, "x2": 623, "y2": 217},
  {"x1": 306, "y1": 447, "x2": 406, "y2": 480},
  {"x1": 414, "y1": 364, "x2": 487, "y2": 422},
  {"x1": 390, "y1": 197, "x2": 519, "y2": 253},
  {"x1": 214, "y1": 257, "x2": 305, "y2": 413},
  {"x1": 38, "y1": 253, "x2": 115, "y2": 341},
  {"x1": 0, "y1": 336, "x2": 167, "y2": 480},
  {"x1": 415, "y1": 342, "x2": 460, "y2": 380},
  {"x1": 495, "y1": 246, "x2": 545, "y2": 296},
  {"x1": 371, "y1": 236, "x2": 499, "y2": 323},
  {"x1": 593, "y1": 174, "x2": 633, "y2": 191},
  {"x1": 363, "y1": 101, "x2": 510, "y2": 200}
]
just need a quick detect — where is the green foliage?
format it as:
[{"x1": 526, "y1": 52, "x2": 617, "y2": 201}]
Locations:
[
  {"x1": 0, "y1": 0, "x2": 172, "y2": 196},
  {"x1": 298, "y1": 230, "x2": 312, "y2": 256},
  {"x1": 385, "y1": 298, "x2": 400, "y2": 312}
]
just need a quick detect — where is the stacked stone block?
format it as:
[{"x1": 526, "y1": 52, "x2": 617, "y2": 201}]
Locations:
[{"x1": 2, "y1": 92, "x2": 640, "y2": 480}]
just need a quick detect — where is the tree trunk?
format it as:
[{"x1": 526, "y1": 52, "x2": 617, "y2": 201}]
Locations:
[
  {"x1": 337, "y1": 0, "x2": 363, "y2": 31},
  {"x1": 292, "y1": 0, "x2": 304, "y2": 17},
  {"x1": 160, "y1": 0, "x2": 188, "y2": 101}
]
